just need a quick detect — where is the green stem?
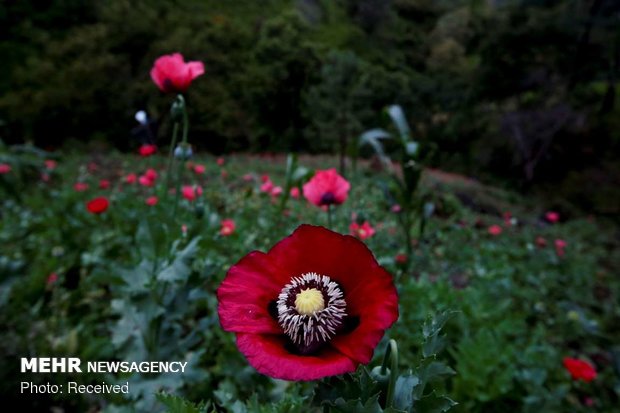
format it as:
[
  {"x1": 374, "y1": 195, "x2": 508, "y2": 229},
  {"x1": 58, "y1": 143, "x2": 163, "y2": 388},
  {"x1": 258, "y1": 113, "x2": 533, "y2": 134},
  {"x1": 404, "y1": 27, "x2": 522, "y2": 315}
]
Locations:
[
  {"x1": 172, "y1": 103, "x2": 189, "y2": 216},
  {"x1": 165, "y1": 121, "x2": 180, "y2": 190},
  {"x1": 327, "y1": 204, "x2": 333, "y2": 229},
  {"x1": 380, "y1": 339, "x2": 399, "y2": 409}
]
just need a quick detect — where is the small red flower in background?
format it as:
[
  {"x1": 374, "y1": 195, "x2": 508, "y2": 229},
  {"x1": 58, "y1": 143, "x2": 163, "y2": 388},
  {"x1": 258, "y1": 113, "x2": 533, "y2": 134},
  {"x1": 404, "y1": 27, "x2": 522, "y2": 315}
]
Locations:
[
  {"x1": 0, "y1": 163, "x2": 11, "y2": 174},
  {"x1": 243, "y1": 174, "x2": 254, "y2": 182},
  {"x1": 87, "y1": 162, "x2": 98, "y2": 173},
  {"x1": 139, "y1": 144, "x2": 157, "y2": 157},
  {"x1": 303, "y1": 169, "x2": 350, "y2": 207},
  {"x1": 217, "y1": 225, "x2": 398, "y2": 381},
  {"x1": 217, "y1": 157, "x2": 225, "y2": 166},
  {"x1": 193, "y1": 164, "x2": 206, "y2": 175},
  {"x1": 563, "y1": 357, "x2": 596, "y2": 382},
  {"x1": 74, "y1": 182, "x2": 89, "y2": 192},
  {"x1": 555, "y1": 239, "x2": 567, "y2": 257},
  {"x1": 395, "y1": 253, "x2": 408, "y2": 265},
  {"x1": 290, "y1": 187, "x2": 300, "y2": 199},
  {"x1": 270, "y1": 186, "x2": 283, "y2": 197},
  {"x1": 86, "y1": 197, "x2": 109, "y2": 214},
  {"x1": 44, "y1": 160, "x2": 57, "y2": 170},
  {"x1": 182, "y1": 185, "x2": 203, "y2": 201},
  {"x1": 145, "y1": 196, "x2": 158, "y2": 206},
  {"x1": 350, "y1": 221, "x2": 376, "y2": 240},
  {"x1": 391, "y1": 204, "x2": 402, "y2": 213},
  {"x1": 221, "y1": 169, "x2": 228, "y2": 179},
  {"x1": 487, "y1": 225, "x2": 502, "y2": 236},
  {"x1": 125, "y1": 173, "x2": 137, "y2": 184},
  {"x1": 260, "y1": 179, "x2": 274, "y2": 193},
  {"x1": 99, "y1": 179, "x2": 111, "y2": 189},
  {"x1": 535, "y1": 236, "x2": 547, "y2": 248},
  {"x1": 150, "y1": 53, "x2": 204, "y2": 94},
  {"x1": 220, "y1": 219, "x2": 235, "y2": 236},
  {"x1": 46, "y1": 273, "x2": 58, "y2": 286},
  {"x1": 545, "y1": 211, "x2": 560, "y2": 223},
  {"x1": 139, "y1": 169, "x2": 158, "y2": 187}
]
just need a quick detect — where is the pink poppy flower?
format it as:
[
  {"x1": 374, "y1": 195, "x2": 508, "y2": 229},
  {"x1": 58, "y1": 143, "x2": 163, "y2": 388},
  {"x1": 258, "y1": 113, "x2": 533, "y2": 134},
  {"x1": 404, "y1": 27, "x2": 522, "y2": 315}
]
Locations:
[
  {"x1": 125, "y1": 173, "x2": 137, "y2": 184},
  {"x1": 74, "y1": 182, "x2": 89, "y2": 192},
  {"x1": 46, "y1": 273, "x2": 58, "y2": 286},
  {"x1": 261, "y1": 174, "x2": 270, "y2": 183},
  {"x1": 395, "y1": 254, "x2": 408, "y2": 265},
  {"x1": 182, "y1": 185, "x2": 203, "y2": 201},
  {"x1": 145, "y1": 196, "x2": 158, "y2": 206},
  {"x1": 144, "y1": 168, "x2": 158, "y2": 181},
  {"x1": 0, "y1": 163, "x2": 12, "y2": 174},
  {"x1": 350, "y1": 221, "x2": 376, "y2": 240},
  {"x1": 220, "y1": 219, "x2": 235, "y2": 236},
  {"x1": 290, "y1": 187, "x2": 300, "y2": 199},
  {"x1": 545, "y1": 211, "x2": 560, "y2": 223},
  {"x1": 139, "y1": 175, "x2": 154, "y2": 187},
  {"x1": 303, "y1": 169, "x2": 350, "y2": 207},
  {"x1": 271, "y1": 186, "x2": 283, "y2": 197},
  {"x1": 390, "y1": 204, "x2": 402, "y2": 213},
  {"x1": 555, "y1": 239, "x2": 567, "y2": 257},
  {"x1": 260, "y1": 180, "x2": 274, "y2": 193},
  {"x1": 150, "y1": 53, "x2": 205, "y2": 93},
  {"x1": 44, "y1": 160, "x2": 57, "y2": 170},
  {"x1": 487, "y1": 225, "x2": 502, "y2": 236},
  {"x1": 139, "y1": 144, "x2": 157, "y2": 157},
  {"x1": 217, "y1": 157, "x2": 225, "y2": 166},
  {"x1": 194, "y1": 164, "x2": 206, "y2": 174},
  {"x1": 243, "y1": 174, "x2": 254, "y2": 182}
]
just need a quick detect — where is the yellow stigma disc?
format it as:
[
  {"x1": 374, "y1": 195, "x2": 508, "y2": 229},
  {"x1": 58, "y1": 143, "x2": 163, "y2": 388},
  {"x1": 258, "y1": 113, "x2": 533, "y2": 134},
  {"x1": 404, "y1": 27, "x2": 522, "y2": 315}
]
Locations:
[{"x1": 295, "y1": 288, "x2": 325, "y2": 315}]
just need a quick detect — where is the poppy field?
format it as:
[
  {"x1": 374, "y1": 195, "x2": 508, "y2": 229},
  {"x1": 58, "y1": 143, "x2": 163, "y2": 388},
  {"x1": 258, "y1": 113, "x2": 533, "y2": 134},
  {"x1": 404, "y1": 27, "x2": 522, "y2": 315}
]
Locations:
[
  {"x1": 2, "y1": 2, "x2": 620, "y2": 411},
  {"x1": 1, "y1": 143, "x2": 619, "y2": 412}
]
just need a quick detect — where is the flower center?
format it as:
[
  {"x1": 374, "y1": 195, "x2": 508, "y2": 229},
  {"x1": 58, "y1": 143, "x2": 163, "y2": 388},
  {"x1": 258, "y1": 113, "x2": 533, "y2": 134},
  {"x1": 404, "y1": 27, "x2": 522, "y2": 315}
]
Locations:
[
  {"x1": 277, "y1": 272, "x2": 346, "y2": 354},
  {"x1": 295, "y1": 288, "x2": 325, "y2": 315}
]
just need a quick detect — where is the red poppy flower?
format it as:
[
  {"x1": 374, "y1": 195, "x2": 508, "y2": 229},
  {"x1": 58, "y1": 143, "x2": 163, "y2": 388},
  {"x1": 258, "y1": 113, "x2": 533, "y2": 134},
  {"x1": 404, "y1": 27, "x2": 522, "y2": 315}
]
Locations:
[
  {"x1": 290, "y1": 187, "x2": 300, "y2": 199},
  {"x1": 487, "y1": 225, "x2": 502, "y2": 236},
  {"x1": 217, "y1": 225, "x2": 398, "y2": 381},
  {"x1": 350, "y1": 221, "x2": 376, "y2": 240},
  {"x1": 260, "y1": 179, "x2": 274, "y2": 193},
  {"x1": 220, "y1": 219, "x2": 235, "y2": 236},
  {"x1": 150, "y1": 53, "x2": 204, "y2": 94},
  {"x1": 46, "y1": 273, "x2": 58, "y2": 286},
  {"x1": 99, "y1": 179, "x2": 111, "y2": 189},
  {"x1": 86, "y1": 197, "x2": 109, "y2": 214},
  {"x1": 303, "y1": 169, "x2": 350, "y2": 207},
  {"x1": 145, "y1": 196, "x2": 158, "y2": 206},
  {"x1": 217, "y1": 157, "x2": 225, "y2": 166},
  {"x1": 270, "y1": 186, "x2": 283, "y2": 198},
  {"x1": 563, "y1": 357, "x2": 596, "y2": 382},
  {"x1": 0, "y1": 163, "x2": 12, "y2": 174},
  {"x1": 535, "y1": 236, "x2": 547, "y2": 248},
  {"x1": 139, "y1": 144, "x2": 157, "y2": 157},
  {"x1": 194, "y1": 164, "x2": 206, "y2": 175}
]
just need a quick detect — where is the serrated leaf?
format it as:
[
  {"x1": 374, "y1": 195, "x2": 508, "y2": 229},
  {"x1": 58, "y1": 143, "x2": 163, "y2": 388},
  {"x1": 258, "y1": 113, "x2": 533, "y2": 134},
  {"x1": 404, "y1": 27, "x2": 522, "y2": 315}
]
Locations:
[
  {"x1": 413, "y1": 392, "x2": 456, "y2": 413},
  {"x1": 158, "y1": 237, "x2": 201, "y2": 282},
  {"x1": 393, "y1": 374, "x2": 420, "y2": 411},
  {"x1": 157, "y1": 393, "x2": 211, "y2": 413}
]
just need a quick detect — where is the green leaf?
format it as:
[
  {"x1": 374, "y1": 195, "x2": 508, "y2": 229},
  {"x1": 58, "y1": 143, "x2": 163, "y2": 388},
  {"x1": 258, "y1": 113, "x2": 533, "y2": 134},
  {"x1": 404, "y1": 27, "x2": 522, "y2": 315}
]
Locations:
[
  {"x1": 157, "y1": 237, "x2": 201, "y2": 283},
  {"x1": 359, "y1": 128, "x2": 392, "y2": 168},
  {"x1": 157, "y1": 393, "x2": 212, "y2": 413},
  {"x1": 413, "y1": 392, "x2": 456, "y2": 413},
  {"x1": 386, "y1": 105, "x2": 411, "y2": 144},
  {"x1": 393, "y1": 373, "x2": 420, "y2": 411}
]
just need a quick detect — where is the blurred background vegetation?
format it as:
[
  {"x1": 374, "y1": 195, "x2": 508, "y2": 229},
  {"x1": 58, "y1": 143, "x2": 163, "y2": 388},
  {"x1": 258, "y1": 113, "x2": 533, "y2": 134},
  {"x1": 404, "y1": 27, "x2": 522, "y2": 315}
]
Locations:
[{"x1": 1, "y1": 0, "x2": 619, "y2": 215}]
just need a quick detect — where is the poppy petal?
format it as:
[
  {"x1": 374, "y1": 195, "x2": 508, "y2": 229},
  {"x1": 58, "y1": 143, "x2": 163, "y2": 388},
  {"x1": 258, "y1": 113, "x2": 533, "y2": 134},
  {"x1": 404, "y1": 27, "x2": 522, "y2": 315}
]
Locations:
[
  {"x1": 236, "y1": 333, "x2": 357, "y2": 381},
  {"x1": 217, "y1": 251, "x2": 286, "y2": 334}
]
